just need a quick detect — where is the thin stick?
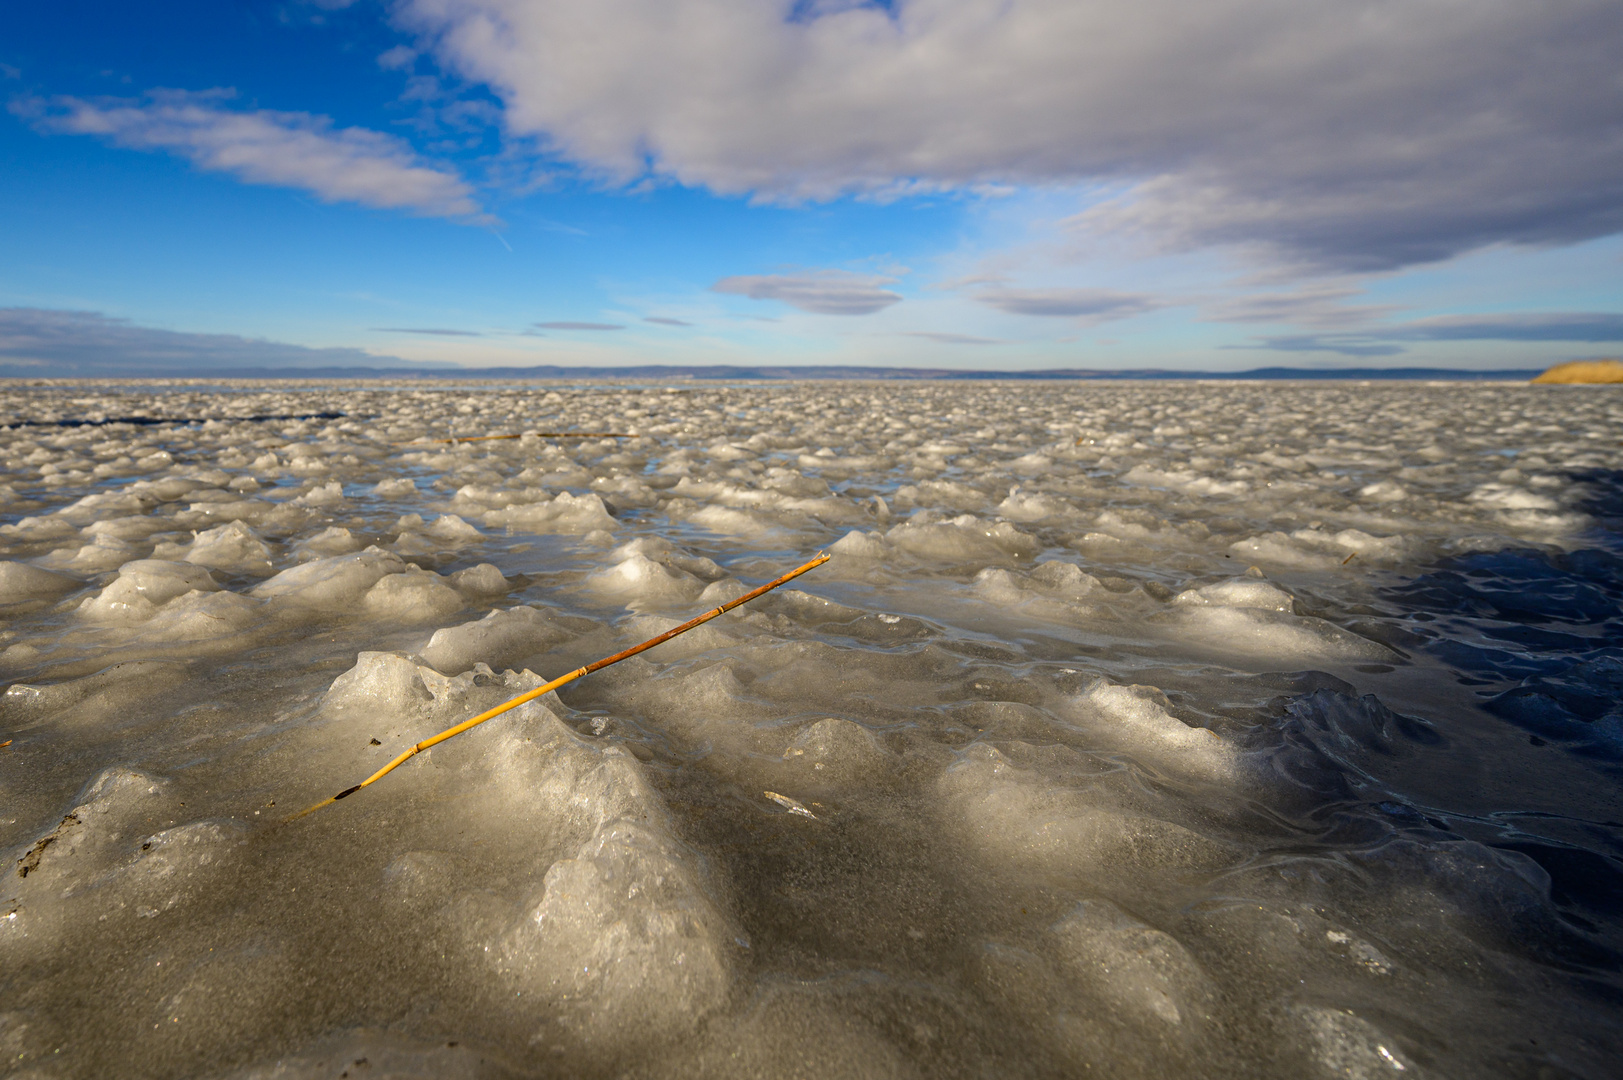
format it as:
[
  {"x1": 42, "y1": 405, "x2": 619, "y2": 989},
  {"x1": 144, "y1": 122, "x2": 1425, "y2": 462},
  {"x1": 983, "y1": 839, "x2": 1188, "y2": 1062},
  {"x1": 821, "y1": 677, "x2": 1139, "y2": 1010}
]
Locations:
[
  {"x1": 397, "y1": 431, "x2": 632, "y2": 446},
  {"x1": 290, "y1": 551, "x2": 831, "y2": 820}
]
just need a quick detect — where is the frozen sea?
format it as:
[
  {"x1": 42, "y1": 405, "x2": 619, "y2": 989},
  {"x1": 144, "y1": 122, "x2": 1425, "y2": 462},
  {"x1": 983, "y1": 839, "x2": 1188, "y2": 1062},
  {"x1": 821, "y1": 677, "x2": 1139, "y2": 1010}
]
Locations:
[{"x1": 1, "y1": 378, "x2": 1621, "y2": 1080}]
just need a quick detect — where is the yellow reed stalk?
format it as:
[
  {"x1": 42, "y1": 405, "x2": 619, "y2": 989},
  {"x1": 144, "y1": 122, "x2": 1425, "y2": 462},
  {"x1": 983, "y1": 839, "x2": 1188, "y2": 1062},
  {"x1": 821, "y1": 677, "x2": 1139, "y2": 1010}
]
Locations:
[{"x1": 290, "y1": 551, "x2": 831, "y2": 820}]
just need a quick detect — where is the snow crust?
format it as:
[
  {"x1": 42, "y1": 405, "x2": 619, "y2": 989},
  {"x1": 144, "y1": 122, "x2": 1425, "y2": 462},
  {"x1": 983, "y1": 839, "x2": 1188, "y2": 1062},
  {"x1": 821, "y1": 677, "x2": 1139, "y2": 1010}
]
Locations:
[{"x1": 1, "y1": 378, "x2": 1619, "y2": 1079}]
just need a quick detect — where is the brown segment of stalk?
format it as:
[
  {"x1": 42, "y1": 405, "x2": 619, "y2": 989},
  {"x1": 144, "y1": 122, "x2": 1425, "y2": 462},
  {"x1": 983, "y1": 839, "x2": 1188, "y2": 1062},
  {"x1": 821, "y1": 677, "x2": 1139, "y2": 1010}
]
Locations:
[{"x1": 290, "y1": 551, "x2": 831, "y2": 820}]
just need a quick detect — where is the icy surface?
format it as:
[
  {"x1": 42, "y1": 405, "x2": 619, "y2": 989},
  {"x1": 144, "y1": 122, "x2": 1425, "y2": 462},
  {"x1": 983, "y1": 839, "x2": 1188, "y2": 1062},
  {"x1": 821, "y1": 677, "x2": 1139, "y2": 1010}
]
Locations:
[{"x1": 1, "y1": 378, "x2": 1621, "y2": 1079}]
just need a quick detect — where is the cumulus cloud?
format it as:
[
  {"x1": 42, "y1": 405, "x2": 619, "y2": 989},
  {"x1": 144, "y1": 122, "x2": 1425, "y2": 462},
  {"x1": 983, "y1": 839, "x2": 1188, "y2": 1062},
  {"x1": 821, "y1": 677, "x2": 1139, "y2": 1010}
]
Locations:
[
  {"x1": 14, "y1": 90, "x2": 489, "y2": 223},
  {"x1": 974, "y1": 287, "x2": 1160, "y2": 322},
  {"x1": 0, "y1": 307, "x2": 409, "y2": 374},
  {"x1": 711, "y1": 271, "x2": 902, "y2": 315},
  {"x1": 396, "y1": 0, "x2": 1623, "y2": 269},
  {"x1": 533, "y1": 321, "x2": 624, "y2": 330}
]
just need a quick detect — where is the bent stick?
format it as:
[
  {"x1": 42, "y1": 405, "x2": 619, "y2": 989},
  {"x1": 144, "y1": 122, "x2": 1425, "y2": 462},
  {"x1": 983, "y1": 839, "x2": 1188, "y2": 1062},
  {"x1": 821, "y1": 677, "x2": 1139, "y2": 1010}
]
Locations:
[{"x1": 291, "y1": 551, "x2": 831, "y2": 820}]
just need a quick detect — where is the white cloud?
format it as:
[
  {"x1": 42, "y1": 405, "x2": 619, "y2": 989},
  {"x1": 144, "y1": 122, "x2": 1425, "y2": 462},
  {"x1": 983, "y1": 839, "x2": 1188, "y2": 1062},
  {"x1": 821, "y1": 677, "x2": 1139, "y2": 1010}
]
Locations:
[
  {"x1": 711, "y1": 271, "x2": 902, "y2": 315},
  {"x1": 974, "y1": 287, "x2": 1160, "y2": 323},
  {"x1": 372, "y1": 326, "x2": 483, "y2": 336},
  {"x1": 0, "y1": 307, "x2": 412, "y2": 373},
  {"x1": 1241, "y1": 311, "x2": 1623, "y2": 357},
  {"x1": 396, "y1": 0, "x2": 1623, "y2": 269},
  {"x1": 900, "y1": 332, "x2": 1003, "y2": 345},
  {"x1": 1204, "y1": 284, "x2": 1399, "y2": 329},
  {"x1": 16, "y1": 90, "x2": 489, "y2": 223},
  {"x1": 377, "y1": 45, "x2": 419, "y2": 70},
  {"x1": 1398, "y1": 312, "x2": 1623, "y2": 343}
]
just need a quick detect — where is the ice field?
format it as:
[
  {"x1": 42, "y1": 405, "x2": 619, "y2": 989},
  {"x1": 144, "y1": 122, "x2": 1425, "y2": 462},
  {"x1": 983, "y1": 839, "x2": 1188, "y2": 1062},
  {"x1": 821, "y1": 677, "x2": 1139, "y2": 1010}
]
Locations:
[{"x1": 2, "y1": 378, "x2": 1621, "y2": 1079}]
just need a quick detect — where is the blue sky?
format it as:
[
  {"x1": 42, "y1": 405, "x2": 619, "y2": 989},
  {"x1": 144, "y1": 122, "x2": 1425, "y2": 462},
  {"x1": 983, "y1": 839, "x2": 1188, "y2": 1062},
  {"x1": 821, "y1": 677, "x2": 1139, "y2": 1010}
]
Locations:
[{"x1": 2, "y1": 0, "x2": 1620, "y2": 374}]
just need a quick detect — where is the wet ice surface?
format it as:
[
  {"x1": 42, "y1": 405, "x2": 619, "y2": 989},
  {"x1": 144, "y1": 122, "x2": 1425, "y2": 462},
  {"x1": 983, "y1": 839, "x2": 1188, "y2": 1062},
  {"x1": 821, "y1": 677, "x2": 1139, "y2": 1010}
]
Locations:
[{"x1": 1, "y1": 378, "x2": 1621, "y2": 1080}]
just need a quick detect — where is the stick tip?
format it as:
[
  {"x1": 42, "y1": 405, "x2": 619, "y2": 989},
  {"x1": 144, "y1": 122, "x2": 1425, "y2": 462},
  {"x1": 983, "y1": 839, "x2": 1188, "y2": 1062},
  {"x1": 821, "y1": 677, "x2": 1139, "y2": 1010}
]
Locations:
[{"x1": 285, "y1": 796, "x2": 335, "y2": 822}]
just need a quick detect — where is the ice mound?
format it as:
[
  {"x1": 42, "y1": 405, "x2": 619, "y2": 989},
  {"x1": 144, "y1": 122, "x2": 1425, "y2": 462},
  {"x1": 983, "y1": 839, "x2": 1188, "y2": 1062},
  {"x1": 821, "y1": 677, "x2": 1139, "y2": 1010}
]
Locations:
[
  {"x1": 292, "y1": 526, "x2": 364, "y2": 558},
  {"x1": 1174, "y1": 578, "x2": 1295, "y2": 612},
  {"x1": 3, "y1": 767, "x2": 239, "y2": 950},
  {"x1": 448, "y1": 562, "x2": 510, "y2": 595},
  {"x1": 360, "y1": 567, "x2": 463, "y2": 623},
  {"x1": 854, "y1": 515, "x2": 1038, "y2": 564},
  {"x1": 322, "y1": 651, "x2": 440, "y2": 716},
  {"x1": 618, "y1": 613, "x2": 737, "y2": 659},
  {"x1": 11, "y1": 767, "x2": 172, "y2": 887},
  {"x1": 250, "y1": 547, "x2": 406, "y2": 607},
  {"x1": 319, "y1": 652, "x2": 558, "y2": 756},
  {"x1": 177, "y1": 520, "x2": 274, "y2": 574},
  {"x1": 611, "y1": 537, "x2": 727, "y2": 581},
  {"x1": 497, "y1": 819, "x2": 735, "y2": 1046},
  {"x1": 292, "y1": 480, "x2": 345, "y2": 507},
  {"x1": 42, "y1": 531, "x2": 137, "y2": 573},
  {"x1": 974, "y1": 560, "x2": 1105, "y2": 620},
  {"x1": 683, "y1": 503, "x2": 775, "y2": 536},
  {"x1": 939, "y1": 743, "x2": 1236, "y2": 875},
  {"x1": 391, "y1": 702, "x2": 742, "y2": 1051},
  {"x1": 0, "y1": 561, "x2": 80, "y2": 603},
  {"x1": 995, "y1": 486, "x2": 1069, "y2": 522},
  {"x1": 82, "y1": 513, "x2": 169, "y2": 542},
  {"x1": 484, "y1": 490, "x2": 616, "y2": 533},
  {"x1": 587, "y1": 551, "x2": 705, "y2": 607},
  {"x1": 53, "y1": 489, "x2": 154, "y2": 524},
  {"x1": 1, "y1": 658, "x2": 189, "y2": 725},
  {"x1": 78, "y1": 559, "x2": 220, "y2": 624},
  {"x1": 1469, "y1": 481, "x2": 1558, "y2": 511},
  {"x1": 1, "y1": 515, "x2": 79, "y2": 543},
  {"x1": 114, "y1": 818, "x2": 248, "y2": 912},
  {"x1": 829, "y1": 529, "x2": 890, "y2": 559},
  {"x1": 446, "y1": 482, "x2": 540, "y2": 513},
  {"x1": 140, "y1": 588, "x2": 263, "y2": 640},
  {"x1": 1124, "y1": 464, "x2": 1249, "y2": 497},
  {"x1": 1293, "y1": 1006, "x2": 1417, "y2": 1077},
  {"x1": 1230, "y1": 528, "x2": 1411, "y2": 568},
  {"x1": 894, "y1": 478, "x2": 990, "y2": 512},
  {"x1": 777, "y1": 716, "x2": 892, "y2": 790},
  {"x1": 419, "y1": 604, "x2": 575, "y2": 674},
  {"x1": 1164, "y1": 581, "x2": 1398, "y2": 663},
  {"x1": 1069, "y1": 682, "x2": 1237, "y2": 781},
  {"x1": 625, "y1": 660, "x2": 756, "y2": 730},
  {"x1": 1050, "y1": 899, "x2": 1215, "y2": 1030},
  {"x1": 392, "y1": 512, "x2": 483, "y2": 555}
]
